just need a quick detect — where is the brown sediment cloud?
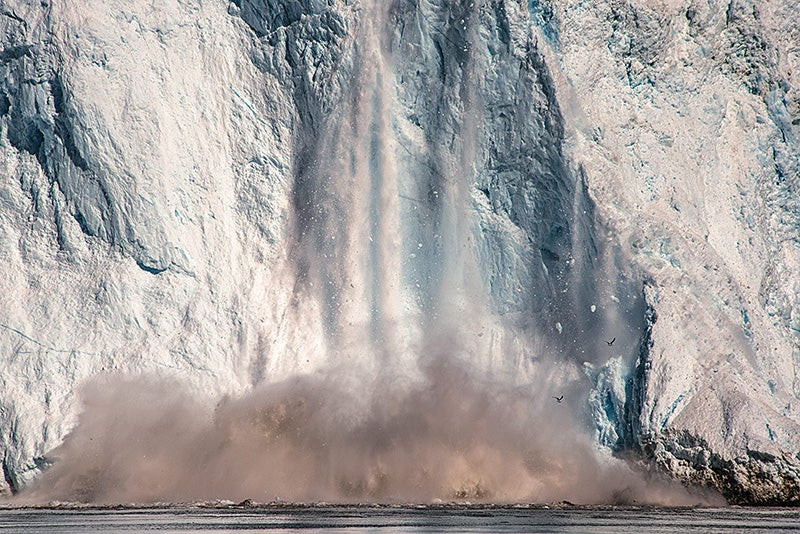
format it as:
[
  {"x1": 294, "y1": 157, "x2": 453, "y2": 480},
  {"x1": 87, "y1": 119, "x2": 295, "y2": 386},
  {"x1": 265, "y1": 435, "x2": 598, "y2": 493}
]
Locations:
[{"x1": 18, "y1": 356, "x2": 718, "y2": 506}]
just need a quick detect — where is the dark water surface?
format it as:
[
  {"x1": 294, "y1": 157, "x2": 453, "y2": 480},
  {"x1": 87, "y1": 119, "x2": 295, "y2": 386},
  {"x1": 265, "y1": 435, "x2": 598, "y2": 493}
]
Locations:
[{"x1": 0, "y1": 505, "x2": 798, "y2": 533}]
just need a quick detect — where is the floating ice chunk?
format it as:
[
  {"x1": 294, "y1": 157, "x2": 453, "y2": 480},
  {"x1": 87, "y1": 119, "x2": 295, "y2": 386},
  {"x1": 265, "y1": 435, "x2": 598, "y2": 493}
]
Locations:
[{"x1": 610, "y1": 295, "x2": 620, "y2": 303}]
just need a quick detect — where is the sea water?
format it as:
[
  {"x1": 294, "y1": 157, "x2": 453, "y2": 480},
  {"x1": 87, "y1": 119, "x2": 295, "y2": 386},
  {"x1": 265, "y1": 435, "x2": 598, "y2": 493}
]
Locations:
[{"x1": 0, "y1": 505, "x2": 798, "y2": 533}]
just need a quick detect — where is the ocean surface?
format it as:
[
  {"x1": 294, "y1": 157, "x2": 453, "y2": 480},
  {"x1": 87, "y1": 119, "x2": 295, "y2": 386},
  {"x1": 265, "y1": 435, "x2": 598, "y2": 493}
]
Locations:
[{"x1": 0, "y1": 505, "x2": 798, "y2": 533}]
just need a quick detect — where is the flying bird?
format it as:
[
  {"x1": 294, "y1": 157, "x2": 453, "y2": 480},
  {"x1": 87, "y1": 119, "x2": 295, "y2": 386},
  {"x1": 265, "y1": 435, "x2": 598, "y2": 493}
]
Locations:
[
  {"x1": 606, "y1": 337, "x2": 616, "y2": 346},
  {"x1": 553, "y1": 395, "x2": 563, "y2": 403}
]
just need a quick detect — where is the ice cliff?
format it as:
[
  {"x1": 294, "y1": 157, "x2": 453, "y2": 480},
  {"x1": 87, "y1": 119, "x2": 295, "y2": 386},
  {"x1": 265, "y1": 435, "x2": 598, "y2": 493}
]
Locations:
[{"x1": 0, "y1": 0, "x2": 798, "y2": 504}]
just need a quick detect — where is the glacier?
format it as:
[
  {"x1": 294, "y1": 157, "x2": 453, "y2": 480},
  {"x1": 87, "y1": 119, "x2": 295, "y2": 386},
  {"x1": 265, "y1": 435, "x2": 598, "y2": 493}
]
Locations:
[{"x1": 0, "y1": 0, "x2": 798, "y2": 504}]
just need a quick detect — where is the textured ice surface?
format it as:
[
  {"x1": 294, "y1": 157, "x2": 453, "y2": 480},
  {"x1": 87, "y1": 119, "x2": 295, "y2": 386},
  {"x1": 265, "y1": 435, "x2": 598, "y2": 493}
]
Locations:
[
  {"x1": 0, "y1": 0, "x2": 799, "y2": 503},
  {"x1": 550, "y1": 0, "x2": 800, "y2": 502}
]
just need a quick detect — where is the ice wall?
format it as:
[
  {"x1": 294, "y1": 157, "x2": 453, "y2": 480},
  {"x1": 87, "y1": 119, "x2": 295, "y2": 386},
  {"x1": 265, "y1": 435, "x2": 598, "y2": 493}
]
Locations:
[
  {"x1": 549, "y1": 0, "x2": 800, "y2": 503},
  {"x1": 0, "y1": 0, "x2": 798, "y2": 503}
]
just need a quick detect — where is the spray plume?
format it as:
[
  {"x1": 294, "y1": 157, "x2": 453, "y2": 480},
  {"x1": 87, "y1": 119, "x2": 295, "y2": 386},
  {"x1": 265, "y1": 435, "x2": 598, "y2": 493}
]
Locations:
[{"x1": 21, "y1": 356, "x2": 709, "y2": 505}]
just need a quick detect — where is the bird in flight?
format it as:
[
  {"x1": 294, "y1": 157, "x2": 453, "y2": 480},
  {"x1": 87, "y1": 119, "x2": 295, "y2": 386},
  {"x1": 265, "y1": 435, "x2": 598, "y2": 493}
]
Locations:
[
  {"x1": 553, "y1": 395, "x2": 563, "y2": 403},
  {"x1": 606, "y1": 337, "x2": 615, "y2": 346}
]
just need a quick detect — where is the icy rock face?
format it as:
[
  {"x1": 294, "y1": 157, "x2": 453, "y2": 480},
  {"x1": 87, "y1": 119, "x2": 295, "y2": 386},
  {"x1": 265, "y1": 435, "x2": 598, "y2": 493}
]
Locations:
[
  {"x1": 0, "y1": 0, "x2": 297, "y2": 492},
  {"x1": 554, "y1": 0, "x2": 800, "y2": 503},
  {"x1": 0, "y1": 0, "x2": 798, "y2": 503}
]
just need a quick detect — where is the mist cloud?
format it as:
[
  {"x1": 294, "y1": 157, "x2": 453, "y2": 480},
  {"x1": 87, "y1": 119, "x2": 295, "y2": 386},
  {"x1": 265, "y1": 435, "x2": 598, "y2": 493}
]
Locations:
[{"x1": 18, "y1": 354, "x2": 717, "y2": 505}]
